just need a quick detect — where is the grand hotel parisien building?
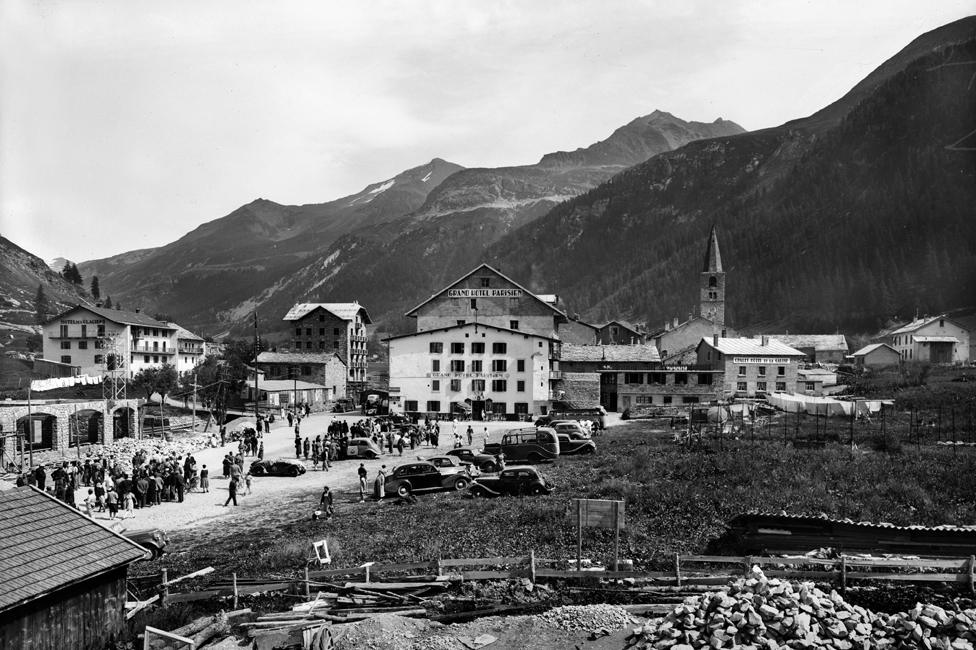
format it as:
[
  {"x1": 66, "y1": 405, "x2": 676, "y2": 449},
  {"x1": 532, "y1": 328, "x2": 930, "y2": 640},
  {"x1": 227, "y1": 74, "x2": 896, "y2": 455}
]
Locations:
[{"x1": 387, "y1": 264, "x2": 567, "y2": 420}]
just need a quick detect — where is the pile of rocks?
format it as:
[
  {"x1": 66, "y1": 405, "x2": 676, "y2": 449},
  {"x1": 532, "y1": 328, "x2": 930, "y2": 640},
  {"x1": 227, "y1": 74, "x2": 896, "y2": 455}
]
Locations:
[
  {"x1": 538, "y1": 604, "x2": 636, "y2": 634},
  {"x1": 629, "y1": 567, "x2": 976, "y2": 649}
]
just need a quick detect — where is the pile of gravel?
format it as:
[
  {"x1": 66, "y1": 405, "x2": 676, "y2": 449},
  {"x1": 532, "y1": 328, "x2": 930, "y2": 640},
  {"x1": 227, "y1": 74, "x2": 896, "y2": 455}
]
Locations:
[{"x1": 538, "y1": 604, "x2": 636, "y2": 633}]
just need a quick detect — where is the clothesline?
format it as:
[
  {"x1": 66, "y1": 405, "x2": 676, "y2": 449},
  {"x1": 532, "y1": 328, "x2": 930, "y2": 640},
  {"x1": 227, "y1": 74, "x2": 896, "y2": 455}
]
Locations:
[{"x1": 30, "y1": 375, "x2": 102, "y2": 392}]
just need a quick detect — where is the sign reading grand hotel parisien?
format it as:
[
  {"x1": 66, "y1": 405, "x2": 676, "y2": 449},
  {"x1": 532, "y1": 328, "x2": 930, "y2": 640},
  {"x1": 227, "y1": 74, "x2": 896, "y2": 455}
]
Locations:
[{"x1": 447, "y1": 289, "x2": 523, "y2": 298}]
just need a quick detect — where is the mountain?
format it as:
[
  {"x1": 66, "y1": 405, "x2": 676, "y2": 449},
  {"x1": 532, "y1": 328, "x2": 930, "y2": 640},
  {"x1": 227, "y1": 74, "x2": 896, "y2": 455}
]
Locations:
[
  {"x1": 483, "y1": 16, "x2": 976, "y2": 333},
  {"x1": 0, "y1": 236, "x2": 90, "y2": 331},
  {"x1": 46, "y1": 257, "x2": 74, "y2": 273},
  {"x1": 235, "y1": 111, "x2": 745, "y2": 336},
  {"x1": 78, "y1": 158, "x2": 464, "y2": 333}
]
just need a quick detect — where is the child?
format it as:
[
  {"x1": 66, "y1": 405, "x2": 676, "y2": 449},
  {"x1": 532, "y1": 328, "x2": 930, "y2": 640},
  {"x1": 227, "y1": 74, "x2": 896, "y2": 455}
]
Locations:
[
  {"x1": 106, "y1": 488, "x2": 119, "y2": 519},
  {"x1": 82, "y1": 489, "x2": 95, "y2": 518},
  {"x1": 244, "y1": 471, "x2": 252, "y2": 496},
  {"x1": 123, "y1": 490, "x2": 135, "y2": 519},
  {"x1": 200, "y1": 464, "x2": 210, "y2": 493}
]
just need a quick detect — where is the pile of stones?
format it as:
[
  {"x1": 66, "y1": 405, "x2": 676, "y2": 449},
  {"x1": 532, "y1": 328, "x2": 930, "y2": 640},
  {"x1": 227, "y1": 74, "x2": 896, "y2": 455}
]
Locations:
[
  {"x1": 539, "y1": 604, "x2": 636, "y2": 633},
  {"x1": 629, "y1": 567, "x2": 976, "y2": 649}
]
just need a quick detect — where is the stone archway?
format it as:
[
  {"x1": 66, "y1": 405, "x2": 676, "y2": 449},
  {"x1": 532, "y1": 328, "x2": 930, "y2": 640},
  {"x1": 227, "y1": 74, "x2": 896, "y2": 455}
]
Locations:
[
  {"x1": 113, "y1": 407, "x2": 135, "y2": 439},
  {"x1": 69, "y1": 409, "x2": 103, "y2": 446},
  {"x1": 16, "y1": 413, "x2": 57, "y2": 451}
]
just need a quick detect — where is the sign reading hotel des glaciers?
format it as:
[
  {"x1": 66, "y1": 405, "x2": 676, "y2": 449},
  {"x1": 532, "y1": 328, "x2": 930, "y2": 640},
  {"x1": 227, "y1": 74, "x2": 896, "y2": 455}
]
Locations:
[{"x1": 447, "y1": 289, "x2": 523, "y2": 298}]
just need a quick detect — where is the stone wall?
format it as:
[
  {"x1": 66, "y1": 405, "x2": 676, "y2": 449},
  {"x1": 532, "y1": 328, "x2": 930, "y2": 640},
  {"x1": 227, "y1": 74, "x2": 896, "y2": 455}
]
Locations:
[{"x1": 554, "y1": 372, "x2": 601, "y2": 408}]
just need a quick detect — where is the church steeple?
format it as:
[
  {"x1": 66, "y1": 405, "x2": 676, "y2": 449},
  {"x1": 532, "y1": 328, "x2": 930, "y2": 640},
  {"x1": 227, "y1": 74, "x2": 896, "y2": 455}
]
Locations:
[{"x1": 700, "y1": 226, "x2": 726, "y2": 326}]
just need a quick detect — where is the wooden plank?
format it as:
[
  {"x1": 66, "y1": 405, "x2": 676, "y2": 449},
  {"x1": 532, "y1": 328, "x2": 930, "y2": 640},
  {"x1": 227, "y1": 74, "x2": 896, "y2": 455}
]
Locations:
[
  {"x1": 309, "y1": 567, "x2": 368, "y2": 579},
  {"x1": 372, "y1": 561, "x2": 439, "y2": 573},
  {"x1": 841, "y1": 558, "x2": 969, "y2": 569},
  {"x1": 846, "y1": 572, "x2": 970, "y2": 582},
  {"x1": 439, "y1": 556, "x2": 526, "y2": 567},
  {"x1": 572, "y1": 499, "x2": 626, "y2": 529},
  {"x1": 165, "y1": 590, "x2": 223, "y2": 603},
  {"x1": 343, "y1": 581, "x2": 447, "y2": 590},
  {"x1": 236, "y1": 582, "x2": 293, "y2": 595},
  {"x1": 679, "y1": 555, "x2": 746, "y2": 564},
  {"x1": 460, "y1": 570, "x2": 520, "y2": 580},
  {"x1": 162, "y1": 566, "x2": 214, "y2": 586}
]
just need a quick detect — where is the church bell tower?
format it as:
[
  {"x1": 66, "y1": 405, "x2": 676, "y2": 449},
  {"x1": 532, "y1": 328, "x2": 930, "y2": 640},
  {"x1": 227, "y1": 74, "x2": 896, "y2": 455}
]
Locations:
[{"x1": 700, "y1": 226, "x2": 725, "y2": 326}]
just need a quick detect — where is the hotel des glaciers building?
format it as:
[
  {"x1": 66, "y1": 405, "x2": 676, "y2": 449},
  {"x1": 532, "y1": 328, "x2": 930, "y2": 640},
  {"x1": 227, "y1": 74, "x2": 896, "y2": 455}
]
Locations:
[{"x1": 388, "y1": 264, "x2": 567, "y2": 420}]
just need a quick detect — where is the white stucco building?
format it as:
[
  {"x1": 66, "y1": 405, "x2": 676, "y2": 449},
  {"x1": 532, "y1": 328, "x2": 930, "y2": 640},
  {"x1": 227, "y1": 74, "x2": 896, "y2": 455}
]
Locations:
[{"x1": 883, "y1": 315, "x2": 970, "y2": 364}]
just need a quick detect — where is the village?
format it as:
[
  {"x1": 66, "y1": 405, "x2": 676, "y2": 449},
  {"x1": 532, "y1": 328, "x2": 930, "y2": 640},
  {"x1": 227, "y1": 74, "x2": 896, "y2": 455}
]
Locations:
[{"x1": 2, "y1": 229, "x2": 976, "y2": 649}]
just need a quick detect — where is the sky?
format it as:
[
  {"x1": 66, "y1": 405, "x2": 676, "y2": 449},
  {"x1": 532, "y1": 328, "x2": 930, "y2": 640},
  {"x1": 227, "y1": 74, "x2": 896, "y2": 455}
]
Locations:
[{"x1": 1, "y1": 0, "x2": 974, "y2": 264}]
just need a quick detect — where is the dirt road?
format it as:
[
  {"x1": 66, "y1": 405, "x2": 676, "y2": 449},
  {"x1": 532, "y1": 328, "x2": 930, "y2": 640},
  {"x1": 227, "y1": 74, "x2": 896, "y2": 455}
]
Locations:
[{"x1": 82, "y1": 414, "x2": 520, "y2": 533}]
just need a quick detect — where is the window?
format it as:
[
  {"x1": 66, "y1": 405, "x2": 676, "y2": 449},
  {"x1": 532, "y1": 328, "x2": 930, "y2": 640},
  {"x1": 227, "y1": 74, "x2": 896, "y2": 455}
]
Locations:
[
  {"x1": 492, "y1": 402, "x2": 507, "y2": 414},
  {"x1": 319, "y1": 341, "x2": 325, "y2": 349},
  {"x1": 470, "y1": 298, "x2": 477, "y2": 309},
  {"x1": 777, "y1": 366, "x2": 785, "y2": 376},
  {"x1": 59, "y1": 324, "x2": 69, "y2": 337},
  {"x1": 426, "y1": 400, "x2": 441, "y2": 412},
  {"x1": 144, "y1": 355, "x2": 151, "y2": 363},
  {"x1": 509, "y1": 297, "x2": 519, "y2": 310},
  {"x1": 97, "y1": 324, "x2": 105, "y2": 336},
  {"x1": 738, "y1": 366, "x2": 747, "y2": 376},
  {"x1": 295, "y1": 339, "x2": 301, "y2": 348},
  {"x1": 697, "y1": 373, "x2": 713, "y2": 385},
  {"x1": 431, "y1": 380, "x2": 440, "y2": 391},
  {"x1": 78, "y1": 341, "x2": 88, "y2": 350},
  {"x1": 492, "y1": 342, "x2": 507, "y2": 354},
  {"x1": 404, "y1": 400, "x2": 418, "y2": 412},
  {"x1": 516, "y1": 380, "x2": 525, "y2": 392},
  {"x1": 624, "y1": 373, "x2": 643, "y2": 384},
  {"x1": 492, "y1": 359, "x2": 507, "y2": 372},
  {"x1": 737, "y1": 381, "x2": 747, "y2": 392},
  {"x1": 319, "y1": 328, "x2": 325, "y2": 335},
  {"x1": 306, "y1": 341, "x2": 313, "y2": 349},
  {"x1": 663, "y1": 396, "x2": 672, "y2": 405},
  {"x1": 334, "y1": 328, "x2": 340, "y2": 336},
  {"x1": 61, "y1": 341, "x2": 71, "y2": 350},
  {"x1": 758, "y1": 366, "x2": 767, "y2": 376},
  {"x1": 472, "y1": 379, "x2": 485, "y2": 392},
  {"x1": 516, "y1": 359, "x2": 525, "y2": 372},
  {"x1": 709, "y1": 275, "x2": 717, "y2": 288},
  {"x1": 301, "y1": 365, "x2": 311, "y2": 375},
  {"x1": 80, "y1": 325, "x2": 87, "y2": 338},
  {"x1": 318, "y1": 314, "x2": 325, "y2": 322},
  {"x1": 429, "y1": 342, "x2": 443, "y2": 353},
  {"x1": 757, "y1": 381, "x2": 767, "y2": 393},
  {"x1": 451, "y1": 360, "x2": 465, "y2": 372},
  {"x1": 450, "y1": 379, "x2": 462, "y2": 391},
  {"x1": 491, "y1": 379, "x2": 508, "y2": 392},
  {"x1": 305, "y1": 327, "x2": 312, "y2": 335},
  {"x1": 683, "y1": 396, "x2": 700, "y2": 404},
  {"x1": 94, "y1": 340, "x2": 104, "y2": 349},
  {"x1": 153, "y1": 356, "x2": 160, "y2": 363},
  {"x1": 649, "y1": 373, "x2": 665, "y2": 384},
  {"x1": 940, "y1": 319, "x2": 945, "y2": 327},
  {"x1": 805, "y1": 382, "x2": 816, "y2": 390},
  {"x1": 451, "y1": 342, "x2": 464, "y2": 354},
  {"x1": 510, "y1": 320, "x2": 519, "y2": 330},
  {"x1": 674, "y1": 373, "x2": 688, "y2": 385},
  {"x1": 471, "y1": 342, "x2": 485, "y2": 354},
  {"x1": 471, "y1": 360, "x2": 483, "y2": 372},
  {"x1": 457, "y1": 320, "x2": 466, "y2": 326},
  {"x1": 94, "y1": 354, "x2": 104, "y2": 364},
  {"x1": 480, "y1": 277, "x2": 490, "y2": 287},
  {"x1": 432, "y1": 360, "x2": 440, "y2": 372},
  {"x1": 333, "y1": 341, "x2": 339, "y2": 350},
  {"x1": 776, "y1": 382, "x2": 786, "y2": 391},
  {"x1": 514, "y1": 402, "x2": 529, "y2": 415}
]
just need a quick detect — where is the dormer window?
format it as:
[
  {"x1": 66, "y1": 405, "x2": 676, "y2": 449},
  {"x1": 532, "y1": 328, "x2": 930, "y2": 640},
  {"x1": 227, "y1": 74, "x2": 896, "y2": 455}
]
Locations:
[{"x1": 480, "y1": 277, "x2": 490, "y2": 287}]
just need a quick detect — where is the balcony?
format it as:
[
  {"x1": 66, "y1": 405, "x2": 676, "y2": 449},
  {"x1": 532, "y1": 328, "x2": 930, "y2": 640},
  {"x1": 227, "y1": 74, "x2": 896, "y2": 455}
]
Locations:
[
  {"x1": 351, "y1": 334, "x2": 368, "y2": 343},
  {"x1": 133, "y1": 346, "x2": 175, "y2": 355},
  {"x1": 548, "y1": 371, "x2": 564, "y2": 380}
]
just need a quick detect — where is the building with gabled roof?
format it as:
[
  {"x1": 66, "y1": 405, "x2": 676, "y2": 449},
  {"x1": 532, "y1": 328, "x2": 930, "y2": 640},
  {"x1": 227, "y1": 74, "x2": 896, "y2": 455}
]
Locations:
[
  {"x1": 880, "y1": 315, "x2": 970, "y2": 364},
  {"x1": 697, "y1": 335, "x2": 807, "y2": 398},
  {"x1": 282, "y1": 302, "x2": 371, "y2": 386},
  {"x1": 255, "y1": 350, "x2": 347, "y2": 405},
  {"x1": 596, "y1": 320, "x2": 645, "y2": 345},
  {"x1": 0, "y1": 486, "x2": 149, "y2": 649},
  {"x1": 759, "y1": 334, "x2": 849, "y2": 364},
  {"x1": 851, "y1": 343, "x2": 901, "y2": 369}
]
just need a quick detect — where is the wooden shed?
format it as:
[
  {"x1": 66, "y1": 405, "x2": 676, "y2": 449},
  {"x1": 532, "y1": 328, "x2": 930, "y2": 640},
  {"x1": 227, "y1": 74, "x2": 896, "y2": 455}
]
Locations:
[{"x1": 0, "y1": 486, "x2": 149, "y2": 649}]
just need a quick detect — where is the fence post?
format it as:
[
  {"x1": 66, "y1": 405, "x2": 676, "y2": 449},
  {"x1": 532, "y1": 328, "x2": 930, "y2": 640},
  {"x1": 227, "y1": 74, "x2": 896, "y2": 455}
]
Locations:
[
  {"x1": 744, "y1": 555, "x2": 752, "y2": 577},
  {"x1": 304, "y1": 567, "x2": 310, "y2": 598},
  {"x1": 674, "y1": 553, "x2": 682, "y2": 588},
  {"x1": 232, "y1": 572, "x2": 238, "y2": 609},
  {"x1": 529, "y1": 550, "x2": 537, "y2": 583},
  {"x1": 436, "y1": 556, "x2": 443, "y2": 578},
  {"x1": 840, "y1": 556, "x2": 847, "y2": 594},
  {"x1": 160, "y1": 569, "x2": 169, "y2": 605},
  {"x1": 969, "y1": 556, "x2": 975, "y2": 595}
]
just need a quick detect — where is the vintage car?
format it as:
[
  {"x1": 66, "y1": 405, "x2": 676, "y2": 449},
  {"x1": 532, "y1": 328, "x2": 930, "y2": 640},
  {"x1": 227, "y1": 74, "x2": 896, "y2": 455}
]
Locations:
[
  {"x1": 339, "y1": 437, "x2": 384, "y2": 460},
  {"x1": 124, "y1": 528, "x2": 169, "y2": 559},
  {"x1": 468, "y1": 466, "x2": 553, "y2": 497},
  {"x1": 249, "y1": 458, "x2": 307, "y2": 477},
  {"x1": 424, "y1": 455, "x2": 480, "y2": 476},
  {"x1": 550, "y1": 421, "x2": 591, "y2": 438},
  {"x1": 384, "y1": 461, "x2": 471, "y2": 497},
  {"x1": 556, "y1": 432, "x2": 597, "y2": 455},
  {"x1": 446, "y1": 447, "x2": 503, "y2": 472}
]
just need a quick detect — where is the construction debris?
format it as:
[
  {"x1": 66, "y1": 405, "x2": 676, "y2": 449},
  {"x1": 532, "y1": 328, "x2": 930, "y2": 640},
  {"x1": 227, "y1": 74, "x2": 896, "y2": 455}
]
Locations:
[
  {"x1": 628, "y1": 566, "x2": 976, "y2": 649},
  {"x1": 537, "y1": 603, "x2": 636, "y2": 633}
]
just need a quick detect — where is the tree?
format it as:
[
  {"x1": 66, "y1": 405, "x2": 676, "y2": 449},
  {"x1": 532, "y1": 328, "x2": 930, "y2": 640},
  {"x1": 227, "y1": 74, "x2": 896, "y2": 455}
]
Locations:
[
  {"x1": 90, "y1": 276, "x2": 100, "y2": 300},
  {"x1": 60, "y1": 262, "x2": 82, "y2": 285},
  {"x1": 130, "y1": 364, "x2": 178, "y2": 404},
  {"x1": 155, "y1": 363, "x2": 179, "y2": 405},
  {"x1": 34, "y1": 285, "x2": 50, "y2": 324},
  {"x1": 130, "y1": 367, "x2": 161, "y2": 401},
  {"x1": 103, "y1": 295, "x2": 113, "y2": 309}
]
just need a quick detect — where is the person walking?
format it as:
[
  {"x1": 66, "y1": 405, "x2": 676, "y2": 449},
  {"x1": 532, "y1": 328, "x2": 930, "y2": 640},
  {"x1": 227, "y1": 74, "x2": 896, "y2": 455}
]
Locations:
[
  {"x1": 303, "y1": 437, "x2": 310, "y2": 460},
  {"x1": 466, "y1": 425, "x2": 474, "y2": 446},
  {"x1": 396, "y1": 434, "x2": 405, "y2": 456},
  {"x1": 318, "y1": 486, "x2": 334, "y2": 519},
  {"x1": 373, "y1": 465, "x2": 387, "y2": 500},
  {"x1": 224, "y1": 476, "x2": 239, "y2": 507},
  {"x1": 357, "y1": 463, "x2": 368, "y2": 502},
  {"x1": 200, "y1": 465, "x2": 210, "y2": 493},
  {"x1": 106, "y1": 487, "x2": 119, "y2": 519},
  {"x1": 244, "y1": 471, "x2": 253, "y2": 496},
  {"x1": 173, "y1": 470, "x2": 185, "y2": 503}
]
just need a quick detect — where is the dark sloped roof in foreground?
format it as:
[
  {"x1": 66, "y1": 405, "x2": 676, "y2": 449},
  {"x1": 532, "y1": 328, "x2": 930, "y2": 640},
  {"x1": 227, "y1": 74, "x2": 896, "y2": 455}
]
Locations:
[{"x1": 0, "y1": 486, "x2": 148, "y2": 612}]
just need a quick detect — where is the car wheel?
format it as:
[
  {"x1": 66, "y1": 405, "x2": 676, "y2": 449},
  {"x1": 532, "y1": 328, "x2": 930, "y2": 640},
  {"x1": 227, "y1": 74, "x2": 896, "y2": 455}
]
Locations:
[
  {"x1": 289, "y1": 467, "x2": 300, "y2": 477},
  {"x1": 366, "y1": 451, "x2": 377, "y2": 459},
  {"x1": 481, "y1": 462, "x2": 496, "y2": 473},
  {"x1": 453, "y1": 477, "x2": 469, "y2": 491},
  {"x1": 527, "y1": 452, "x2": 542, "y2": 463},
  {"x1": 397, "y1": 483, "x2": 411, "y2": 497},
  {"x1": 581, "y1": 446, "x2": 595, "y2": 454}
]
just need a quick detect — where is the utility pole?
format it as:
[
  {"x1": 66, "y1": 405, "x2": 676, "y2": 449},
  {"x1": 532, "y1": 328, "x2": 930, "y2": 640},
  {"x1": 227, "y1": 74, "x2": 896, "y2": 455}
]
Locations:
[
  {"x1": 253, "y1": 310, "x2": 260, "y2": 423},
  {"x1": 26, "y1": 385, "x2": 34, "y2": 468},
  {"x1": 192, "y1": 371, "x2": 198, "y2": 432}
]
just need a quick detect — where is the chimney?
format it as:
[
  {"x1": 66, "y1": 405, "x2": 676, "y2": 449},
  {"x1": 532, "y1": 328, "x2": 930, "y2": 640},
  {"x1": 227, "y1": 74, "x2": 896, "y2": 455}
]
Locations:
[
  {"x1": 713, "y1": 334, "x2": 719, "y2": 347},
  {"x1": 134, "y1": 308, "x2": 141, "y2": 314},
  {"x1": 761, "y1": 335, "x2": 769, "y2": 346},
  {"x1": 673, "y1": 317, "x2": 679, "y2": 328},
  {"x1": 664, "y1": 321, "x2": 670, "y2": 332},
  {"x1": 95, "y1": 301, "x2": 102, "y2": 308}
]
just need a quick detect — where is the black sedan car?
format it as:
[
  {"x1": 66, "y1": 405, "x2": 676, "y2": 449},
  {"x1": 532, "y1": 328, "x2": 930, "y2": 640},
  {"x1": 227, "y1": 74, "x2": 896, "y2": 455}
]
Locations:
[
  {"x1": 249, "y1": 458, "x2": 307, "y2": 477},
  {"x1": 557, "y1": 432, "x2": 597, "y2": 455},
  {"x1": 446, "y1": 447, "x2": 501, "y2": 472},
  {"x1": 123, "y1": 528, "x2": 169, "y2": 559},
  {"x1": 384, "y1": 462, "x2": 471, "y2": 497},
  {"x1": 468, "y1": 467, "x2": 552, "y2": 497}
]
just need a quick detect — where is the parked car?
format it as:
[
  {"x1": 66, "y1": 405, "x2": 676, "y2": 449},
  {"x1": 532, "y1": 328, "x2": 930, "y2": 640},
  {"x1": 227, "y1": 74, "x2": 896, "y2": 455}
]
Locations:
[
  {"x1": 482, "y1": 427, "x2": 560, "y2": 464},
  {"x1": 124, "y1": 528, "x2": 169, "y2": 559},
  {"x1": 446, "y1": 447, "x2": 503, "y2": 472},
  {"x1": 339, "y1": 437, "x2": 383, "y2": 460},
  {"x1": 468, "y1": 467, "x2": 553, "y2": 497},
  {"x1": 249, "y1": 458, "x2": 307, "y2": 477},
  {"x1": 537, "y1": 407, "x2": 606, "y2": 430},
  {"x1": 384, "y1": 461, "x2": 471, "y2": 497},
  {"x1": 550, "y1": 421, "x2": 591, "y2": 438},
  {"x1": 557, "y1": 432, "x2": 597, "y2": 455},
  {"x1": 333, "y1": 398, "x2": 355, "y2": 413},
  {"x1": 424, "y1": 455, "x2": 479, "y2": 475}
]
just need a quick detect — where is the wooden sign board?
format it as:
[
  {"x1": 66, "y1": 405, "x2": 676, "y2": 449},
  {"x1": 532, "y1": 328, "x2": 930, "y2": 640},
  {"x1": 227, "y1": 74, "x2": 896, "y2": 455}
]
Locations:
[{"x1": 573, "y1": 499, "x2": 625, "y2": 529}]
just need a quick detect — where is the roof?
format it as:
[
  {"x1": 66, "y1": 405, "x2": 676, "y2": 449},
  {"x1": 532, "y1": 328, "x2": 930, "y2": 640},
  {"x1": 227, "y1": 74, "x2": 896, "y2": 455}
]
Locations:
[
  {"x1": 257, "y1": 351, "x2": 346, "y2": 366},
  {"x1": 383, "y1": 321, "x2": 558, "y2": 342},
  {"x1": 852, "y1": 343, "x2": 898, "y2": 357},
  {"x1": 699, "y1": 337, "x2": 806, "y2": 357},
  {"x1": 703, "y1": 225, "x2": 723, "y2": 273},
  {"x1": 597, "y1": 320, "x2": 642, "y2": 334},
  {"x1": 257, "y1": 379, "x2": 328, "y2": 392},
  {"x1": 560, "y1": 343, "x2": 661, "y2": 363},
  {"x1": 48, "y1": 304, "x2": 172, "y2": 329},
  {"x1": 283, "y1": 302, "x2": 372, "y2": 324},
  {"x1": 0, "y1": 486, "x2": 148, "y2": 612},
  {"x1": 170, "y1": 324, "x2": 204, "y2": 341},
  {"x1": 762, "y1": 334, "x2": 849, "y2": 352},
  {"x1": 403, "y1": 263, "x2": 567, "y2": 321},
  {"x1": 913, "y1": 336, "x2": 960, "y2": 343},
  {"x1": 888, "y1": 314, "x2": 962, "y2": 336}
]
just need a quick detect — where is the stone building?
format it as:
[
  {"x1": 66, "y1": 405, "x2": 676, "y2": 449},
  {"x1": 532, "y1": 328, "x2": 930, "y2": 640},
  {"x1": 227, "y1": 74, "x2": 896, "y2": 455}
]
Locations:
[
  {"x1": 557, "y1": 344, "x2": 663, "y2": 411},
  {"x1": 283, "y1": 302, "x2": 371, "y2": 386},
  {"x1": 759, "y1": 334, "x2": 849, "y2": 364},
  {"x1": 696, "y1": 336, "x2": 806, "y2": 398},
  {"x1": 255, "y1": 351, "x2": 347, "y2": 402}
]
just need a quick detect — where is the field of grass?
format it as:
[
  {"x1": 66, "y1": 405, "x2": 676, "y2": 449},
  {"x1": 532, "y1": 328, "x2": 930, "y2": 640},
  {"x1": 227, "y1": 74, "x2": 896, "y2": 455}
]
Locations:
[{"x1": 141, "y1": 421, "x2": 976, "y2": 584}]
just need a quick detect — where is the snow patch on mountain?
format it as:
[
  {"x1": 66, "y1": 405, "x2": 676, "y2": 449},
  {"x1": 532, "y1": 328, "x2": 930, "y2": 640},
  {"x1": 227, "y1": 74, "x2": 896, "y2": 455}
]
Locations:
[
  {"x1": 416, "y1": 194, "x2": 578, "y2": 220},
  {"x1": 421, "y1": 171, "x2": 432, "y2": 182},
  {"x1": 347, "y1": 179, "x2": 396, "y2": 207}
]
